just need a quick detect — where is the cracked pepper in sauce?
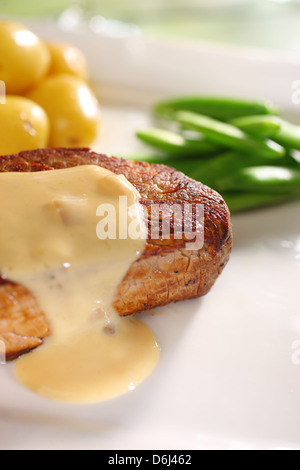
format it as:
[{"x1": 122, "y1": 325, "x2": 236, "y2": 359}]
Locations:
[{"x1": 0, "y1": 165, "x2": 160, "y2": 403}]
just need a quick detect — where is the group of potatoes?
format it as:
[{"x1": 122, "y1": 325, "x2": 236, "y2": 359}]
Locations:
[{"x1": 0, "y1": 21, "x2": 99, "y2": 155}]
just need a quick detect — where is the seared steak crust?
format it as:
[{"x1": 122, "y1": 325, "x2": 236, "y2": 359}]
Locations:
[
  {"x1": 0, "y1": 279, "x2": 50, "y2": 360},
  {"x1": 0, "y1": 148, "x2": 232, "y2": 359}
]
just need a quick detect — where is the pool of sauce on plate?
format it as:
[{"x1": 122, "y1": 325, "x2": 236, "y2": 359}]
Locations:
[{"x1": 0, "y1": 165, "x2": 159, "y2": 403}]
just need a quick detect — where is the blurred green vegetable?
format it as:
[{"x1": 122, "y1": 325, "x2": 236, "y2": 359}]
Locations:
[
  {"x1": 229, "y1": 115, "x2": 281, "y2": 138},
  {"x1": 217, "y1": 166, "x2": 300, "y2": 193},
  {"x1": 155, "y1": 96, "x2": 279, "y2": 121},
  {"x1": 134, "y1": 95, "x2": 300, "y2": 213},
  {"x1": 175, "y1": 111, "x2": 286, "y2": 160},
  {"x1": 272, "y1": 118, "x2": 300, "y2": 151},
  {"x1": 222, "y1": 192, "x2": 298, "y2": 212},
  {"x1": 136, "y1": 128, "x2": 219, "y2": 156}
]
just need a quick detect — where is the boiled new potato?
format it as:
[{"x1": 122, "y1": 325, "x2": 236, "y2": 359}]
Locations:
[
  {"x1": 47, "y1": 42, "x2": 89, "y2": 81},
  {"x1": 27, "y1": 74, "x2": 99, "y2": 147},
  {"x1": 0, "y1": 96, "x2": 50, "y2": 154},
  {"x1": 0, "y1": 21, "x2": 50, "y2": 94}
]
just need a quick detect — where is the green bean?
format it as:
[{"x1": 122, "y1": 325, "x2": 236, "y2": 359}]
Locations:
[
  {"x1": 272, "y1": 118, "x2": 300, "y2": 150},
  {"x1": 175, "y1": 111, "x2": 286, "y2": 160},
  {"x1": 217, "y1": 166, "x2": 300, "y2": 193},
  {"x1": 125, "y1": 150, "x2": 299, "y2": 193},
  {"x1": 223, "y1": 192, "x2": 298, "y2": 212},
  {"x1": 176, "y1": 152, "x2": 247, "y2": 184},
  {"x1": 161, "y1": 156, "x2": 221, "y2": 188},
  {"x1": 283, "y1": 152, "x2": 300, "y2": 168},
  {"x1": 185, "y1": 152, "x2": 284, "y2": 187},
  {"x1": 136, "y1": 128, "x2": 220, "y2": 156},
  {"x1": 166, "y1": 151, "x2": 295, "y2": 190},
  {"x1": 155, "y1": 96, "x2": 280, "y2": 121},
  {"x1": 124, "y1": 152, "x2": 300, "y2": 211},
  {"x1": 230, "y1": 115, "x2": 281, "y2": 138}
]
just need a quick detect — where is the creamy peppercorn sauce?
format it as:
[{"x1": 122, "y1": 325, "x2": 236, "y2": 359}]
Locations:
[{"x1": 0, "y1": 165, "x2": 160, "y2": 403}]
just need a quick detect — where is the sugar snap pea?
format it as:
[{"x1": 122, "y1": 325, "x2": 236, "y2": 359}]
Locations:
[
  {"x1": 230, "y1": 115, "x2": 282, "y2": 138},
  {"x1": 272, "y1": 118, "x2": 300, "y2": 150},
  {"x1": 155, "y1": 96, "x2": 280, "y2": 121},
  {"x1": 133, "y1": 94, "x2": 300, "y2": 212},
  {"x1": 162, "y1": 152, "x2": 298, "y2": 192},
  {"x1": 136, "y1": 128, "x2": 219, "y2": 156},
  {"x1": 173, "y1": 152, "x2": 253, "y2": 186},
  {"x1": 179, "y1": 151, "x2": 288, "y2": 189},
  {"x1": 217, "y1": 166, "x2": 300, "y2": 193},
  {"x1": 175, "y1": 111, "x2": 286, "y2": 160},
  {"x1": 126, "y1": 150, "x2": 299, "y2": 193},
  {"x1": 223, "y1": 191, "x2": 298, "y2": 212}
]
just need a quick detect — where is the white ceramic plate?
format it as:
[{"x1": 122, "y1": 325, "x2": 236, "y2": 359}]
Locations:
[{"x1": 0, "y1": 20, "x2": 300, "y2": 450}]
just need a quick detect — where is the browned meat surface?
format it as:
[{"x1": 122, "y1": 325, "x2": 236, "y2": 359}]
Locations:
[
  {"x1": 0, "y1": 148, "x2": 233, "y2": 360},
  {"x1": 0, "y1": 279, "x2": 49, "y2": 360}
]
